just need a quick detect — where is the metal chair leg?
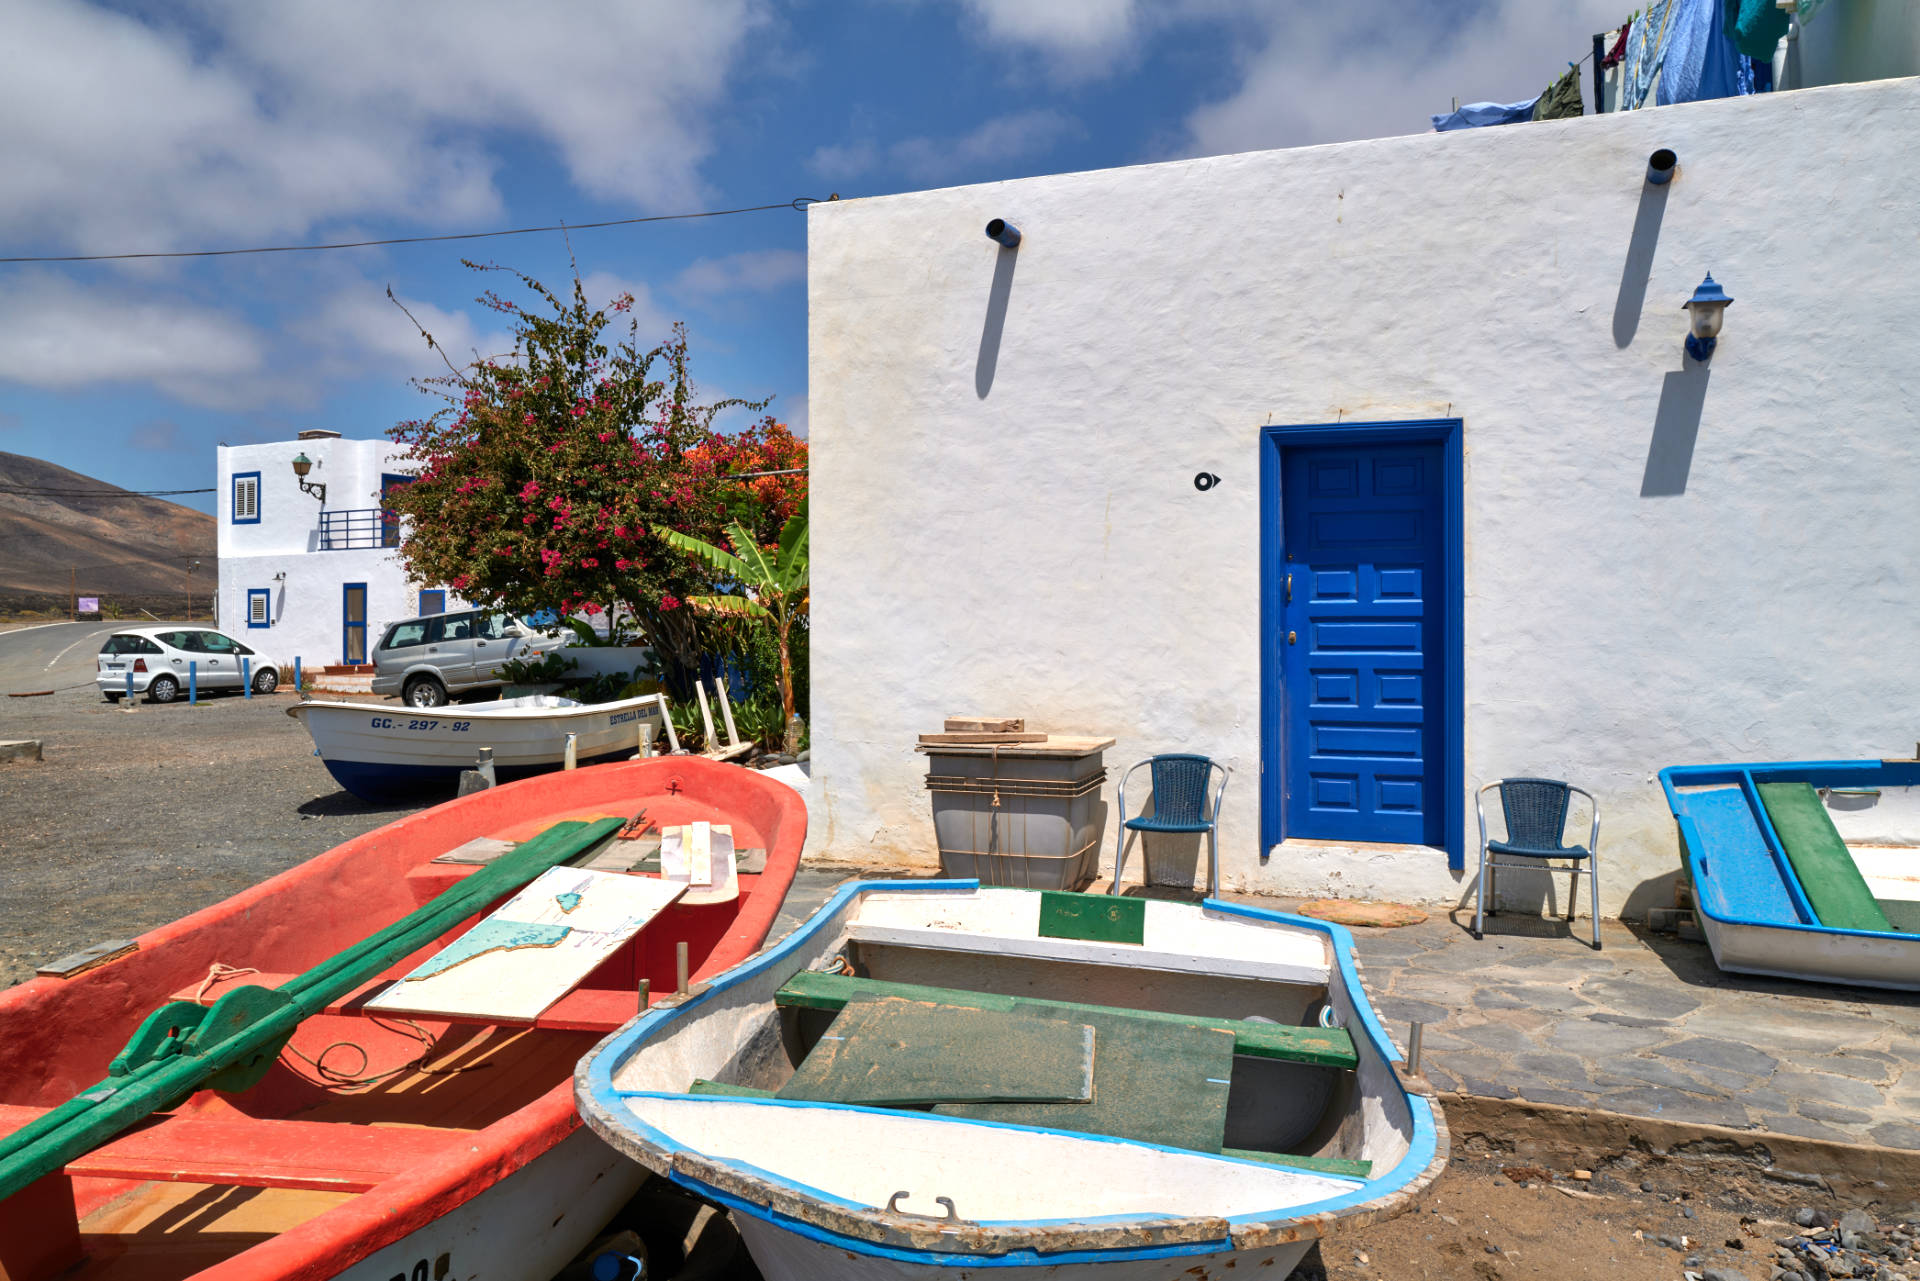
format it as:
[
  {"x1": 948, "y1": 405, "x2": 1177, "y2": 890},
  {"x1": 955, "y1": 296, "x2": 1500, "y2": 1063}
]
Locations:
[
  {"x1": 1567, "y1": 864, "x2": 1578, "y2": 922},
  {"x1": 1206, "y1": 824, "x2": 1219, "y2": 899},
  {"x1": 1474, "y1": 846, "x2": 1489, "y2": 939},
  {"x1": 1110, "y1": 827, "x2": 1129, "y2": 895},
  {"x1": 1589, "y1": 860, "x2": 1602, "y2": 950}
]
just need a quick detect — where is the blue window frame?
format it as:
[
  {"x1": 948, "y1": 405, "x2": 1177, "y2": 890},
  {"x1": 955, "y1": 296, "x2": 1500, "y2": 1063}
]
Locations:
[
  {"x1": 246, "y1": 589, "x2": 272, "y2": 628},
  {"x1": 418, "y1": 588, "x2": 446, "y2": 616},
  {"x1": 231, "y1": 471, "x2": 261, "y2": 524},
  {"x1": 1260, "y1": 419, "x2": 1466, "y2": 870},
  {"x1": 381, "y1": 473, "x2": 414, "y2": 548},
  {"x1": 343, "y1": 582, "x2": 369, "y2": 665}
]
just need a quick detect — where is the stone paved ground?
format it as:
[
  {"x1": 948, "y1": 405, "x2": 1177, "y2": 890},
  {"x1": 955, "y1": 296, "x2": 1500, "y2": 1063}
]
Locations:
[
  {"x1": 775, "y1": 867, "x2": 1920, "y2": 1152},
  {"x1": 1345, "y1": 909, "x2": 1920, "y2": 1152}
]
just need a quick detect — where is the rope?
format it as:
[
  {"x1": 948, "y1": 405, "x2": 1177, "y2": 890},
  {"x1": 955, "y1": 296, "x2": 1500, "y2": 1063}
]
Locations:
[{"x1": 189, "y1": 961, "x2": 492, "y2": 1090}]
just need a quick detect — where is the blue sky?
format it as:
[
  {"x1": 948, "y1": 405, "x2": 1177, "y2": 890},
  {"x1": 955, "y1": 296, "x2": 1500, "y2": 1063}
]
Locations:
[{"x1": 0, "y1": 0, "x2": 1622, "y2": 514}]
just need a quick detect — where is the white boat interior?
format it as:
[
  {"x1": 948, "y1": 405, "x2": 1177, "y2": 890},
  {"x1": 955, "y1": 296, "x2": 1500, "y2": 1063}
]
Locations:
[{"x1": 583, "y1": 883, "x2": 1442, "y2": 1261}]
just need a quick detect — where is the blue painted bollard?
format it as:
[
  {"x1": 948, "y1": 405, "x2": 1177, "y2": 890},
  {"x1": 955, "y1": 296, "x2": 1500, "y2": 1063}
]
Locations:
[
  {"x1": 293, "y1": 657, "x2": 302, "y2": 692},
  {"x1": 124, "y1": 670, "x2": 133, "y2": 699},
  {"x1": 242, "y1": 656, "x2": 252, "y2": 698},
  {"x1": 188, "y1": 660, "x2": 197, "y2": 704}
]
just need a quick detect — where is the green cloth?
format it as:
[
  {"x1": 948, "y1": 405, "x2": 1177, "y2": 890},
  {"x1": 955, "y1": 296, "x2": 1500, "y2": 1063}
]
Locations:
[
  {"x1": 1532, "y1": 67, "x2": 1586, "y2": 121},
  {"x1": 1726, "y1": 0, "x2": 1791, "y2": 60},
  {"x1": 938, "y1": 1004, "x2": 1235, "y2": 1154},
  {"x1": 1756, "y1": 783, "x2": 1893, "y2": 932}
]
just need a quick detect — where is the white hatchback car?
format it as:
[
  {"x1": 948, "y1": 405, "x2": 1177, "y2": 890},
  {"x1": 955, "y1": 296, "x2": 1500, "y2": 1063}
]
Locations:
[{"x1": 97, "y1": 627, "x2": 279, "y2": 703}]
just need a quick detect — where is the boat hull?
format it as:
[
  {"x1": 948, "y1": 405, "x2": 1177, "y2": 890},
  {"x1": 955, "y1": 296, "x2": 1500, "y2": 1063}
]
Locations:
[
  {"x1": 0, "y1": 756, "x2": 805, "y2": 1281},
  {"x1": 731, "y1": 1214, "x2": 1311, "y2": 1281},
  {"x1": 578, "y1": 882, "x2": 1447, "y2": 1280},
  {"x1": 1661, "y1": 758, "x2": 1920, "y2": 991},
  {"x1": 290, "y1": 695, "x2": 666, "y2": 802},
  {"x1": 337, "y1": 1130, "x2": 641, "y2": 1281}
]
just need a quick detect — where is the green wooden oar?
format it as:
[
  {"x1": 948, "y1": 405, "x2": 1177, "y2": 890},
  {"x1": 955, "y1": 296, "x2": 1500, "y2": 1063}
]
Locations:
[{"x1": 0, "y1": 817, "x2": 623, "y2": 1204}]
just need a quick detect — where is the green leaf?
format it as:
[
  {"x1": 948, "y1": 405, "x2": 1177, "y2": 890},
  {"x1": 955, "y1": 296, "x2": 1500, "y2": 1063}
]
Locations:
[{"x1": 657, "y1": 525, "x2": 753, "y2": 582}]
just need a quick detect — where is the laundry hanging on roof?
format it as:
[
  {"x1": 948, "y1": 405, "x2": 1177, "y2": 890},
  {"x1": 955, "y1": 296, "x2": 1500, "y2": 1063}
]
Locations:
[
  {"x1": 1532, "y1": 66, "x2": 1586, "y2": 120},
  {"x1": 1658, "y1": 0, "x2": 1754, "y2": 105},
  {"x1": 1430, "y1": 96, "x2": 1540, "y2": 131},
  {"x1": 1725, "y1": 0, "x2": 1791, "y2": 59},
  {"x1": 1602, "y1": 18, "x2": 1633, "y2": 66},
  {"x1": 1619, "y1": 0, "x2": 1678, "y2": 109}
]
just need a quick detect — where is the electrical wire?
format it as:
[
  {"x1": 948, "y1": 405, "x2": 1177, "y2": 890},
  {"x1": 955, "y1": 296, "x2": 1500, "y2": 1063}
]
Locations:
[{"x1": 0, "y1": 197, "x2": 827, "y2": 265}]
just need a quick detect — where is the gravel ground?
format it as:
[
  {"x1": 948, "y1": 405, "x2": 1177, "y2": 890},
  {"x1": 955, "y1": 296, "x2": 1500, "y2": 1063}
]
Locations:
[{"x1": 0, "y1": 683, "x2": 428, "y2": 986}]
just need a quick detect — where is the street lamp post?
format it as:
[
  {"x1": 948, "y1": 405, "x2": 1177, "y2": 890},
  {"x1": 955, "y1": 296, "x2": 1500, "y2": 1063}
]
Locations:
[{"x1": 185, "y1": 559, "x2": 201, "y2": 622}]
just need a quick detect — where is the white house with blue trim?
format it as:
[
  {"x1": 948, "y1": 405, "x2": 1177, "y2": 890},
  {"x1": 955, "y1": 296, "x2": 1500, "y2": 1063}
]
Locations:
[
  {"x1": 215, "y1": 431, "x2": 457, "y2": 677},
  {"x1": 804, "y1": 76, "x2": 1920, "y2": 920}
]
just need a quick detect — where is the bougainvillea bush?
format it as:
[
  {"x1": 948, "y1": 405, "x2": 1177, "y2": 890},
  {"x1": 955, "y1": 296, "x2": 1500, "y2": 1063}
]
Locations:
[{"x1": 385, "y1": 262, "x2": 806, "y2": 686}]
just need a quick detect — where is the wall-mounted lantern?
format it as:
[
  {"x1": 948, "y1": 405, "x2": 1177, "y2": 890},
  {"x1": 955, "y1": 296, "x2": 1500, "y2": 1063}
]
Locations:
[
  {"x1": 291, "y1": 452, "x2": 327, "y2": 504},
  {"x1": 985, "y1": 218, "x2": 1022, "y2": 249},
  {"x1": 1683, "y1": 273, "x2": 1733, "y2": 362}
]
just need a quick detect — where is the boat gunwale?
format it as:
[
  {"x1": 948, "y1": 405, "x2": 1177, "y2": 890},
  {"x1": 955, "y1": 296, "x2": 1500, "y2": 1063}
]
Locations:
[
  {"x1": 286, "y1": 691, "x2": 669, "y2": 724},
  {"x1": 1660, "y1": 758, "x2": 1920, "y2": 943},
  {"x1": 3, "y1": 755, "x2": 806, "y2": 1281},
  {"x1": 574, "y1": 879, "x2": 1449, "y2": 1265}
]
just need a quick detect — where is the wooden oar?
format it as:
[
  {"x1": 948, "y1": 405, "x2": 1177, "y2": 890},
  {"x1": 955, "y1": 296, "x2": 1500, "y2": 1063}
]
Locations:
[{"x1": 0, "y1": 817, "x2": 623, "y2": 1204}]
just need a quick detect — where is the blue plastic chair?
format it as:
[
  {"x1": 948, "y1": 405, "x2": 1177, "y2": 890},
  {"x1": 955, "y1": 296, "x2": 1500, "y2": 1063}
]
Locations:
[
  {"x1": 1474, "y1": 777, "x2": 1602, "y2": 949},
  {"x1": 1108, "y1": 754, "x2": 1230, "y2": 898}
]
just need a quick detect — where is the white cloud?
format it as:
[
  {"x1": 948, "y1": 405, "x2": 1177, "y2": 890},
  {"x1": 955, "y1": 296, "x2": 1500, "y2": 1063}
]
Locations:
[
  {"x1": 954, "y1": 0, "x2": 1144, "y2": 76},
  {"x1": 1178, "y1": 2, "x2": 1623, "y2": 157},
  {"x1": 300, "y1": 286, "x2": 515, "y2": 380},
  {"x1": 0, "y1": 273, "x2": 264, "y2": 404},
  {"x1": 0, "y1": 0, "x2": 769, "y2": 255},
  {"x1": 673, "y1": 250, "x2": 806, "y2": 298},
  {"x1": 128, "y1": 420, "x2": 185, "y2": 452},
  {"x1": 810, "y1": 110, "x2": 1082, "y2": 184}
]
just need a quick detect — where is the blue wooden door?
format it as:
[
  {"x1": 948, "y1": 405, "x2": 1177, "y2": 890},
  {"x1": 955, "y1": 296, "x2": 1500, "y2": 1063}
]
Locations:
[{"x1": 1282, "y1": 443, "x2": 1445, "y2": 846}]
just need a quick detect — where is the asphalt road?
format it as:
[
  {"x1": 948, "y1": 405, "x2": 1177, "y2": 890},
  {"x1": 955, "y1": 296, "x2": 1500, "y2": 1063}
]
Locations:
[{"x1": 0, "y1": 620, "x2": 431, "y2": 986}]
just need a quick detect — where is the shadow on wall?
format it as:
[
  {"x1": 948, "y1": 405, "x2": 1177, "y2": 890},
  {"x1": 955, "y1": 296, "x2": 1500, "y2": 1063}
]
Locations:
[
  {"x1": 1612, "y1": 179, "x2": 1670, "y2": 349},
  {"x1": 975, "y1": 244, "x2": 1019, "y2": 399},
  {"x1": 1641, "y1": 362, "x2": 1712, "y2": 496}
]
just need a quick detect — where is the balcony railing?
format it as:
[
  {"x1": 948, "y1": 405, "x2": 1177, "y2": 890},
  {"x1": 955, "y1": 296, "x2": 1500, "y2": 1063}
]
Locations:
[{"x1": 318, "y1": 508, "x2": 400, "y2": 551}]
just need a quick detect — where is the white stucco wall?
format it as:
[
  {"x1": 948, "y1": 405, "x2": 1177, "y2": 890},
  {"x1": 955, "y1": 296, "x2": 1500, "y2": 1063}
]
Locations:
[
  {"x1": 805, "y1": 77, "x2": 1920, "y2": 918},
  {"x1": 215, "y1": 438, "x2": 458, "y2": 670}
]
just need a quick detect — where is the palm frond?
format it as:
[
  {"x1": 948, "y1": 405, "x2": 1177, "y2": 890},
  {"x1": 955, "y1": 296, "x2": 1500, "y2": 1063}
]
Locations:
[
  {"x1": 657, "y1": 525, "x2": 752, "y2": 581},
  {"x1": 686, "y1": 594, "x2": 767, "y2": 618}
]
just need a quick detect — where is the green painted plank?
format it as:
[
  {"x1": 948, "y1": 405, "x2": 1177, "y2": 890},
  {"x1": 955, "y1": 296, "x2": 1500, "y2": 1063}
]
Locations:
[
  {"x1": 1221, "y1": 1147, "x2": 1371, "y2": 1178},
  {"x1": 940, "y1": 1005, "x2": 1235, "y2": 1153},
  {"x1": 775, "y1": 971, "x2": 1357, "y2": 1071},
  {"x1": 777, "y1": 995, "x2": 1096, "y2": 1107},
  {"x1": 1038, "y1": 891, "x2": 1145, "y2": 944},
  {"x1": 1757, "y1": 782, "x2": 1895, "y2": 933},
  {"x1": 689, "y1": 1079, "x2": 776, "y2": 1097}
]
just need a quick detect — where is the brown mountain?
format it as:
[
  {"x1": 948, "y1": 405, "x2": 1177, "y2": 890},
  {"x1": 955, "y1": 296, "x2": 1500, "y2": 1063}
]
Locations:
[{"x1": 0, "y1": 452, "x2": 214, "y2": 604}]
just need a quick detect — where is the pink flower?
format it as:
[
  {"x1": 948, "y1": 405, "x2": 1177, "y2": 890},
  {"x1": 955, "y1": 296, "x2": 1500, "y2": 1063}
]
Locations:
[
  {"x1": 581, "y1": 557, "x2": 599, "y2": 569},
  {"x1": 661, "y1": 594, "x2": 682, "y2": 611},
  {"x1": 582, "y1": 602, "x2": 603, "y2": 616},
  {"x1": 614, "y1": 558, "x2": 631, "y2": 571}
]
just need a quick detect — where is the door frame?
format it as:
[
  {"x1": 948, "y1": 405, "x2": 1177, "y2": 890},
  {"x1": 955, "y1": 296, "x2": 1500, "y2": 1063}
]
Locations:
[
  {"x1": 1259, "y1": 419, "x2": 1466, "y2": 870},
  {"x1": 342, "y1": 581, "x2": 369, "y2": 666}
]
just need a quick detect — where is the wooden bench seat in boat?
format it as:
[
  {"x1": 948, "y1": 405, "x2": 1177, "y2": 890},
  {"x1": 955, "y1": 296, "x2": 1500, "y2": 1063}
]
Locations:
[
  {"x1": 1758, "y1": 782, "x2": 1908, "y2": 933},
  {"x1": 773, "y1": 971, "x2": 1359, "y2": 1070},
  {"x1": 0, "y1": 1104, "x2": 464, "y2": 1193}
]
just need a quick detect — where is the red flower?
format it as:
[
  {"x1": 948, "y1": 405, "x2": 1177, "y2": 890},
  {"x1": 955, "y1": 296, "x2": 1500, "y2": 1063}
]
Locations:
[{"x1": 661, "y1": 594, "x2": 682, "y2": 611}]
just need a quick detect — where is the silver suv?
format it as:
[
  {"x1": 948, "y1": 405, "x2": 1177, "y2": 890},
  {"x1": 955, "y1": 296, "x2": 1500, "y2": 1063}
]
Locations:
[{"x1": 369, "y1": 608, "x2": 563, "y2": 707}]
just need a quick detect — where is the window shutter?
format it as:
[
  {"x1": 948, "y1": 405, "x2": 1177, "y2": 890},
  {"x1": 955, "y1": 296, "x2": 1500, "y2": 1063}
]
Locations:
[
  {"x1": 249, "y1": 592, "x2": 268, "y2": 625},
  {"x1": 234, "y1": 476, "x2": 258, "y2": 521}
]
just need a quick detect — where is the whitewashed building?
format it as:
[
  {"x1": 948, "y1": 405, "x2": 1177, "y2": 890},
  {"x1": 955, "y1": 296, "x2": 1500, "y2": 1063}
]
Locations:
[
  {"x1": 215, "y1": 432, "x2": 456, "y2": 675},
  {"x1": 804, "y1": 76, "x2": 1920, "y2": 919}
]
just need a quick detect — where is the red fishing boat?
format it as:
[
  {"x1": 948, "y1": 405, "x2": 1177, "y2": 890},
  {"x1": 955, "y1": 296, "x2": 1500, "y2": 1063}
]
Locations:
[{"x1": 0, "y1": 756, "x2": 804, "y2": 1281}]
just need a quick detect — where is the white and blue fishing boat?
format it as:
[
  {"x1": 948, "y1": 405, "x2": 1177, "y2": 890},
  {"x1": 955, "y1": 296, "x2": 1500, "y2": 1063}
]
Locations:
[
  {"x1": 1660, "y1": 756, "x2": 1920, "y2": 990},
  {"x1": 290, "y1": 692, "x2": 669, "y2": 802},
  {"x1": 575, "y1": 881, "x2": 1446, "y2": 1280}
]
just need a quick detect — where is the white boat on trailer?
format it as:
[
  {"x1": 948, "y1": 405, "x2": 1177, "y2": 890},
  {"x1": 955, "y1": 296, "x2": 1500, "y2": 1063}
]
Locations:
[
  {"x1": 576, "y1": 880, "x2": 1447, "y2": 1280},
  {"x1": 289, "y1": 692, "x2": 670, "y2": 802}
]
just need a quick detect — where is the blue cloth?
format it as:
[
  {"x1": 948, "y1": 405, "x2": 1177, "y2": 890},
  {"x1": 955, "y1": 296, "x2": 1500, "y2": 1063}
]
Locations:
[
  {"x1": 1620, "y1": 0, "x2": 1674, "y2": 110},
  {"x1": 1659, "y1": 0, "x2": 1754, "y2": 105},
  {"x1": 1431, "y1": 97, "x2": 1540, "y2": 132}
]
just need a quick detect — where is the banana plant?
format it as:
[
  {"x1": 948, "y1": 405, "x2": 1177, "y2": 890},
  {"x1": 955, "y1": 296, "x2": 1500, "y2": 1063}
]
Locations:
[{"x1": 658, "y1": 500, "x2": 808, "y2": 751}]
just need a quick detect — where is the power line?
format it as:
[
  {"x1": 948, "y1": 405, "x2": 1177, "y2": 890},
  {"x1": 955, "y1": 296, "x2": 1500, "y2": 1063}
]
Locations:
[{"x1": 0, "y1": 198, "x2": 826, "y2": 265}]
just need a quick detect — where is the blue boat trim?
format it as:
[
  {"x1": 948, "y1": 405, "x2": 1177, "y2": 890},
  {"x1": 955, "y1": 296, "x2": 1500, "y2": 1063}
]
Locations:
[
  {"x1": 1660, "y1": 759, "x2": 1920, "y2": 942},
  {"x1": 579, "y1": 879, "x2": 1439, "y2": 1268}
]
